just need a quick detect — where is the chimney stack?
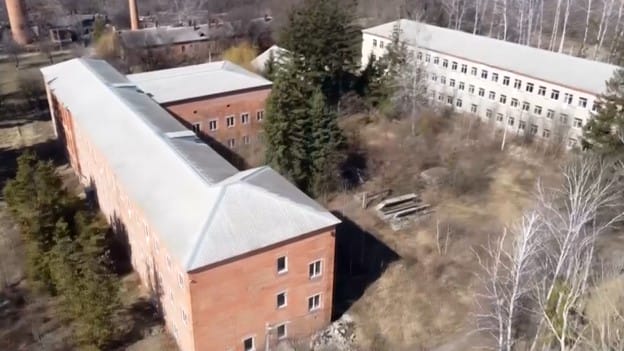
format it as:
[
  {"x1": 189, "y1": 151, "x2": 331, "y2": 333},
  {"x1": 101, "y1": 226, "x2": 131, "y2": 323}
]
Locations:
[
  {"x1": 5, "y1": 0, "x2": 30, "y2": 45},
  {"x1": 128, "y1": 0, "x2": 139, "y2": 30}
]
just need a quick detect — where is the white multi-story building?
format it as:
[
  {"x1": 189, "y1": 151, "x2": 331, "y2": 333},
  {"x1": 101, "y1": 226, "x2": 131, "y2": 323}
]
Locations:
[{"x1": 362, "y1": 19, "x2": 622, "y2": 147}]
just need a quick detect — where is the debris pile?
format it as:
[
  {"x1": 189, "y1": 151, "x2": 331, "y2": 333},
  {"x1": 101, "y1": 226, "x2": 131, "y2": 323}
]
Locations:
[
  {"x1": 310, "y1": 314, "x2": 356, "y2": 351},
  {"x1": 374, "y1": 193, "x2": 433, "y2": 231}
]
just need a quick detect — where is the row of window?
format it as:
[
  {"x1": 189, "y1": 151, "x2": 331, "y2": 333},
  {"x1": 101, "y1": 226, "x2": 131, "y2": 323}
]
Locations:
[
  {"x1": 420, "y1": 53, "x2": 597, "y2": 110},
  {"x1": 243, "y1": 321, "x2": 289, "y2": 351},
  {"x1": 434, "y1": 93, "x2": 585, "y2": 132},
  {"x1": 191, "y1": 110, "x2": 265, "y2": 133},
  {"x1": 276, "y1": 256, "x2": 323, "y2": 279}
]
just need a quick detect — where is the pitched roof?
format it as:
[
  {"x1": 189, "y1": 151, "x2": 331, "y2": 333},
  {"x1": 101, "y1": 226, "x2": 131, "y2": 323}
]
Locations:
[
  {"x1": 118, "y1": 23, "x2": 235, "y2": 49},
  {"x1": 127, "y1": 61, "x2": 272, "y2": 104},
  {"x1": 41, "y1": 58, "x2": 339, "y2": 271},
  {"x1": 251, "y1": 45, "x2": 289, "y2": 72},
  {"x1": 363, "y1": 19, "x2": 621, "y2": 95}
]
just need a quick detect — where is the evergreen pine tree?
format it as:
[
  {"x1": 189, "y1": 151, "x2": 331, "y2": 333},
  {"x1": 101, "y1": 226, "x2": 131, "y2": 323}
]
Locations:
[
  {"x1": 280, "y1": 0, "x2": 361, "y2": 103},
  {"x1": 309, "y1": 88, "x2": 346, "y2": 196},
  {"x1": 583, "y1": 69, "x2": 624, "y2": 156},
  {"x1": 264, "y1": 56, "x2": 314, "y2": 190}
]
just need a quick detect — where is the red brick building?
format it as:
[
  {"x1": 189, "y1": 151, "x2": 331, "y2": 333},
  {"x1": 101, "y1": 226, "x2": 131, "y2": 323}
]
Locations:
[
  {"x1": 41, "y1": 58, "x2": 339, "y2": 351},
  {"x1": 127, "y1": 61, "x2": 272, "y2": 151}
]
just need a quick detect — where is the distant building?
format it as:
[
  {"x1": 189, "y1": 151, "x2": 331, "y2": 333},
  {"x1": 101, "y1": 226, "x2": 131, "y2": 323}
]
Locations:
[
  {"x1": 251, "y1": 44, "x2": 289, "y2": 72},
  {"x1": 361, "y1": 19, "x2": 622, "y2": 147},
  {"x1": 127, "y1": 61, "x2": 272, "y2": 150},
  {"x1": 41, "y1": 58, "x2": 338, "y2": 351}
]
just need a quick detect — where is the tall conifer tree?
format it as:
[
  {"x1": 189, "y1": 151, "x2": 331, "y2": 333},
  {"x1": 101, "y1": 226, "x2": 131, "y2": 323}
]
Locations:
[{"x1": 583, "y1": 69, "x2": 624, "y2": 156}]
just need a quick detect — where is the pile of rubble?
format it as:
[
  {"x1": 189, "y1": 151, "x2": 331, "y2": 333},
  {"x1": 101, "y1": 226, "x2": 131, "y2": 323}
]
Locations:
[{"x1": 310, "y1": 314, "x2": 357, "y2": 351}]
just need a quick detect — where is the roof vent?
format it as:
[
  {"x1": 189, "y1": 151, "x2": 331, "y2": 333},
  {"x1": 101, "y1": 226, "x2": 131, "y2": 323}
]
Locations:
[
  {"x1": 165, "y1": 130, "x2": 197, "y2": 139},
  {"x1": 111, "y1": 82, "x2": 138, "y2": 89}
]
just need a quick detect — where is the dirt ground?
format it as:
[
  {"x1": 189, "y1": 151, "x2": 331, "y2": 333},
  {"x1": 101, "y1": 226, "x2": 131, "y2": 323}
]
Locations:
[{"x1": 327, "y1": 112, "x2": 564, "y2": 351}]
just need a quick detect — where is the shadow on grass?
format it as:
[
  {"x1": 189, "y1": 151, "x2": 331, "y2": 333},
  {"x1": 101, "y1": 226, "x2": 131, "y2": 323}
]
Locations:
[{"x1": 331, "y1": 212, "x2": 400, "y2": 320}]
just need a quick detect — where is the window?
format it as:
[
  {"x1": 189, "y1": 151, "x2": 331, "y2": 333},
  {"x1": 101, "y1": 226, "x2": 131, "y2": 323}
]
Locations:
[
  {"x1": 478, "y1": 88, "x2": 485, "y2": 97},
  {"x1": 380, "y1": 41, "x2": 384, "y2": 48},
  {"x1": 372, "y1": 39, "x2": 377, "y2": 47},
  {"x1": 547, "y1": 109, "x2": 555, "y2": 119},
  {"x1": 534, "y1": 106, "x2": 542, "y2": 115},
  {"x1": 461, "y1": 64, "x2": 467, "y2": 73},
  {"x1": 538, "y1": 86, "x2": 547, "y2": 96},
  {"x1": 468, "y1": 85, "x2": 475, "y2": 94},
  {"x1": 471, "y1": 67, "x2": 477, "y2": 75},
  {"x1": 308, "y1": 294, "x2": 321, "y2": 312},
  {"x1": 488, "y1": 91, "x2": 496, "y2": 100},
  {"x1": 508, "y1": 116, "x2": 515, "y2": 126},
  {"x1": 440, "y1": 76, "x2": 446, "y2": 84},
  {"x1": 519, "y1": 120, "x2": 526, "y2": 130},
  {"x1": 447, "y1": 96, "x2": 453, "y2": 105},
  {"x1": 241, "y1": 113, "x2": 250, "y2": 124},
  {"x1": 481, "y1": 70, "x2": 488, "y2": 79},
  {"x1": 277, "y1": 256, "x2": 288, "y2": 274},
  {"x1": 486, "y1": 109, "x2": 493, "y2": 118},
  {"x1": 226, "y1": 115, "x2": 235, "y2": 127},
  {"x1": 579, "y1": 97, "x2": 588, "y2": 108},
  {"x1": 568, "y1": 138, "x2": 577, "y2": 147},
  {"x1": 492, "y1": 72, "x2": 499, "y2": 82},
  {"x1": 449, "y1": 79, "x2": 456, "y2": 87},
  {"x1": 511, "y1": 98, "x2": 519, "y2": 108},
  {"x1": 551, "y1": 89, "x2": 560, "y2": 100},
  {"x1": 499, "y1": 94, "x2": 507, "y2": 104},
  {"x1": 471, "y1": 104, "x2": 478, "y2": 113},
  {"x1": 526, "y1": 82, "x2": 534, "y2": 93},
  {"x1": 456, "y1": 99, "x2": 463, "y2": 107},
  {"x1": 227, "y1": 138, "x2": 236, "y2": 148},
  {"x1": 277, "y1": 324, "x2": 287, "y2": 340},
  {"x1": 543, "y1": 129, "x2": 551, "y2": 138},
  {"x1": 496, "y1": 113, "x2": 503, "y2": 122},
  {"x1": 592, "y1": 102, "x2": 599, "y2": 112},
  {"x1": 574, "y1": 118, "x2": 583, "y2": 128},
  {"x1": 442, "y1": 59, "x2": 448, "y2": 68},
  {"x1": 451, "y1": 61, "x2": 458, "y2": 70},
  {"x1": 433, "y1": 56, "x2": 439, "y2": 64},
  {"x1": 178, "y1": 273, "x2": 184, "y2": 287},
  {"x1": 244, "y1": 337, "x2": 254, "y2": 351},
  {"x1": 208, "y1": 119, "x2": 217, "y2": 131},
  {"x1": 514, "y1": 79, "x2": 522, "y2": 89},
  {"x1": 191, "y1": 123, "x2": 200, "y2": 133},
  {"x1": 564, "y1": 93, "x2": 573, "y2": 104},
  {"x1": 438, "y1": 94, "x2": 444, "y2": 101},
  {"x1": 502, "y1": 76, "x2": 510, "y2": 86},
  {"x1": 431, "y1": 74, "x2": 437, "y2": 82},
  {"x1": 522, "y1": 101, "x2": 530, "y2": 111},
  {"x1": 309, "y1": 260, "x2": 323, "y2": 279},
  {"x1": 243, "y1": 135, "x2": 250, "y2": 145},
  {"x1": 530, "y1": 124, "x2": 538, "y2": 135},
  {"x1": 277, "y1": 292, "x2": 287, "y2": 309},
  {"x1": 459, "y1": 82, "x2": 465, "y2": 90},
  {"x1": 257, "y1": 110, "x2": 265, "y2": 121},
  {"x1": 560, "y1": 114, "x2": 569, "y2": 124},
  {"x1": 425, "y1": 54, "x2": 430, "y2": 62}
]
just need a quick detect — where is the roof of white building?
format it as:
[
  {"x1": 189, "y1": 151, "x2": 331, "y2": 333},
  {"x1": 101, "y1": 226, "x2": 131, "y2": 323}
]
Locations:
[
  {"x1": 251, "y1": 45, "x2": 289, "y2": 72},
  {"x1": 363, "y1": 19, "x2": 621, "y2": 95},
  {"x1": 41, "y1": 58, "x2": 339, "y2": 271},
  {"x1": 127, "y1": 60, "x2": 272, "y2": 104}
]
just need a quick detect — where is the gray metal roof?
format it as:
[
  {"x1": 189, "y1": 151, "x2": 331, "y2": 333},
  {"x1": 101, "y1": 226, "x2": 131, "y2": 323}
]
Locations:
[
  {"x1": 41, "y1": 58, "x2": 339, "y2": 271},
  {"x1": 127, "y1": 61, "x2": 272, "y2": 104},
  {"x1": 363, "y1": 19, "x2": 621, "y2": 95},
  {"x1": 118, "y1": 23, "x2": 235, "y2": 49}
]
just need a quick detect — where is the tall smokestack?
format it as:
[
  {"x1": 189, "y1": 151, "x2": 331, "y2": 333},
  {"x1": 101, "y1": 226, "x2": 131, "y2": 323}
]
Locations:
[
  {"x1": 5, "y1": 0, "x2": 30, "y2": 45},
  {"x1": 128, "y1": 0, "x2": 139, "y2": 30}
]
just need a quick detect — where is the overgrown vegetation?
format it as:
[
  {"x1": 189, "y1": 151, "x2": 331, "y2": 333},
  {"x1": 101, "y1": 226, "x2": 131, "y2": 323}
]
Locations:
[
  {"x1": 222, "y1": 41, "x2": 258, "y2": 71},
  {"x1": 3, "y1": 152, "x2": 121, "y2": 349}
]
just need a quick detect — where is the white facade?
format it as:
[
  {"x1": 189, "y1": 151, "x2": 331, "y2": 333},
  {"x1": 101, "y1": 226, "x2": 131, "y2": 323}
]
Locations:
[{"x1": 361, "y1": 20, "x2": 622, "y2": 147}]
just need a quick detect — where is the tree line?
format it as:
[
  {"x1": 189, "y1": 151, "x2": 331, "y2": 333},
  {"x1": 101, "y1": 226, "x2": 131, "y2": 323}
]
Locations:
[{"x1": 3, "y1": 152, "x2": 120, "y2": 350}]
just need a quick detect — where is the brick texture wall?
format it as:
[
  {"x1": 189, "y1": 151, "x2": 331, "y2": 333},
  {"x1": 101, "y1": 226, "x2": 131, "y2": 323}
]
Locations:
[{"x1": 189, "y1": 228, "x2": 335, "y2": 351}]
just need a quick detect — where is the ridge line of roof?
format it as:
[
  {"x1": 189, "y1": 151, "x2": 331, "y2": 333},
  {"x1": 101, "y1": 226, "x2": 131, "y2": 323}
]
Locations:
[{"x1": 184, "y1": 186, "x2": 228, "y2": 270}]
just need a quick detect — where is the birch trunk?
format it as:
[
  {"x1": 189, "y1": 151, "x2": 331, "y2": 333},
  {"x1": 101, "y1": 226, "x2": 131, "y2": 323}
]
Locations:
[
  {"x1": 549, "y1": 0, "x2": 563, "y2": 51},
  {"x1": 580, "y1": 0, "x2": 592, "y2": 55},
  {"x1": 558, "y1": 0, "x2": 571, "y2": 52}
]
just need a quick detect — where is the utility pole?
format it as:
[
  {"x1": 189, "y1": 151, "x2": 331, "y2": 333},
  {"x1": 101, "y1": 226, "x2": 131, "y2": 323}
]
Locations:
[{"x1": 265, "y1": 322, "x2": 272, "y2": 351}]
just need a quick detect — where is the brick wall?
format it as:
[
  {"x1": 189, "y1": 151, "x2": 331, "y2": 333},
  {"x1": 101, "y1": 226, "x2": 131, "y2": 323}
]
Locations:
[{"x1": 188, "y1": 228, "x2": 336, "y2": 351}]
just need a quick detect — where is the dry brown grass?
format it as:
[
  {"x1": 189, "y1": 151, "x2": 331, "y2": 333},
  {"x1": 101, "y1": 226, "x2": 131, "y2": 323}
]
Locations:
[{"x1": 329, "y1": 111, "x2": 565, "y2": 350}]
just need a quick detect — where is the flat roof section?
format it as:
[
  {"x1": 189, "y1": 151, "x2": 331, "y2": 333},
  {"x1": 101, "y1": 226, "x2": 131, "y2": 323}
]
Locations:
[{"x1": 127, "y1": 60, "x2": 273, "y2": 104}]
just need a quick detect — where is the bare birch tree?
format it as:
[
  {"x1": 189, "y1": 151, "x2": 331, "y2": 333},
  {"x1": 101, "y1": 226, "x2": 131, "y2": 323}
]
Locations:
[{"x1": 558, "y1": 0, "x2": 572, "y2": 53}]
